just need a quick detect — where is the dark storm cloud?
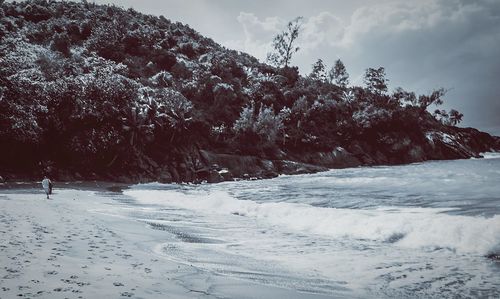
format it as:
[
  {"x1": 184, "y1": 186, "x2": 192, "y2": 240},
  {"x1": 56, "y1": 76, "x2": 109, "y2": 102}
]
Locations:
[{"x1": 91, "y1": 0, "x2": 500, "y2": 135}]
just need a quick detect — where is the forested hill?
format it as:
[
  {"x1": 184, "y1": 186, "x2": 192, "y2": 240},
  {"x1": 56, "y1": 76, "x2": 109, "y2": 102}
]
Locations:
[{"x1": 1, "y1": 0, "x2": 499, "y2": 183}]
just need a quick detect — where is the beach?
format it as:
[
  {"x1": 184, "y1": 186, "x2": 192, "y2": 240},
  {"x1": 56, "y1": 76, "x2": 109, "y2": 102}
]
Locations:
[
  {"x1": 0, "y1": 185, "x2": 332, "y2": 299},
  {"x1": 2, "y1": 156, "x2": 499, "y2": 299}
]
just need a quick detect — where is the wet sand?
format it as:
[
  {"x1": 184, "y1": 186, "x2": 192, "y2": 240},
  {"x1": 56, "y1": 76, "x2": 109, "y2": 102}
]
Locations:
[{"x1": 0, "y1": 186, "x2": 334, "y2": 299}]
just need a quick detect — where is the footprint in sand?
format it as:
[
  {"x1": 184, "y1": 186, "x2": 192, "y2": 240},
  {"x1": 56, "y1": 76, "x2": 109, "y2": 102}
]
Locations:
[
  {"x1": 54, "y1": 287, "x2": 71, "y2": 292},
  {"x1": 46, "y1": 270, "x2": 58, "y2": 275},
  {"x1": 121, "y1": 291, "x2": 134, "y2": 297}
]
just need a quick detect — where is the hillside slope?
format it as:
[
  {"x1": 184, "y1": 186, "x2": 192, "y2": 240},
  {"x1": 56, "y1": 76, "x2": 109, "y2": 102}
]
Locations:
[{"x1": 1, "y1": 0, "x2": 499, "y2": 183}]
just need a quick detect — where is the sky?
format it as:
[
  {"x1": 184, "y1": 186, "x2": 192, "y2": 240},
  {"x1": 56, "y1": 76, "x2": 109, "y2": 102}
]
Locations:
[{"x1": 92, "y1": 0, "x2": 500, "y2": 135}]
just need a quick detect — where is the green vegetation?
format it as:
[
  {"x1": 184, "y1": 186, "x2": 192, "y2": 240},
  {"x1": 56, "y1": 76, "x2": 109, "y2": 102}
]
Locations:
[
  {"x1": 266, "y1": 16, "x2": 303, "y2": 68},
  {"x1": 0, "y1": 1, "x2": 493, "y2": 182}
]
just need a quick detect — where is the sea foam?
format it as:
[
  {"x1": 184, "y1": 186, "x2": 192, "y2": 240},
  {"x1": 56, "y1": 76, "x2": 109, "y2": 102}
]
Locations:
[
  {"x1": 124, "y1": 189, "x2": 500, "y2": 255},
  {"x1": 481, "y1": 152, "x2": 500, "y2": 159}
]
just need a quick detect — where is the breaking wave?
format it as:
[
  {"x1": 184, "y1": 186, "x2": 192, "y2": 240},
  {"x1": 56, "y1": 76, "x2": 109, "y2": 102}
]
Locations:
[{"x1": 124, "y1": 189, "x2": 500, "y2": 255}]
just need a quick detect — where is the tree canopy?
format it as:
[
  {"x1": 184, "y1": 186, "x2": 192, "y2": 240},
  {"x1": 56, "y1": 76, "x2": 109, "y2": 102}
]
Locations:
[
  {"x1": 0, "y1": 2, "x2": 469, "y2": 179},
  {"x1": 267, "y1": 17, "x2": 303, "y2": 68}
]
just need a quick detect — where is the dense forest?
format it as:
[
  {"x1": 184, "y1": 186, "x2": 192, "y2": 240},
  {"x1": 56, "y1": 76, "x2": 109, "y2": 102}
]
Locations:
[{"x1": 1, "y1": 0, "x2": 499, "y2": 183}]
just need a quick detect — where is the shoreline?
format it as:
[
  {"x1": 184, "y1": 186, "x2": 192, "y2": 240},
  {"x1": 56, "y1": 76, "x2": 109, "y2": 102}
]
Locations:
[
  {"x1": 0, "y1": 187, "x2": 339, "y2": 299},
  {"x1": 2, "y1": 151, "x2": 499, "y2": 188}
]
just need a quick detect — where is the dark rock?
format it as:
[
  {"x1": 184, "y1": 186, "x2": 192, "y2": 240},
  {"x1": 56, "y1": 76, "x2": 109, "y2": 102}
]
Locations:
[
  {"x1": 177, "y1": 162, "x2": 194, "y2": 182},
  {"x1": 259, "y1": 159, "x2": 276, "y2": 172},
  {"x1": 195, "y1": 167, "x2": 209, "y2": 180},
  {"x1": 273, "y1": 149, "x2": 287, "y2": 160},
  {"x1": 390, "y1": 136, "x2": 411, "y2": 152},
  {"x1": 274, "y1": 160, "x2": 328, "y2": 175},
  {"x1": 158, "y1": 168, "x2": 172, "y2": 184},
  {"x1": 138, "y1": 173, "x2": 153, "y2": 184},
  {"x1": 218, "y1": 168, "x2": 233, "y2": 181},
  {"x1": 199, "y1": 150, "x2": 267, "y2": 178},
  {"x1": 210, "y1": 164, "x2": 222, "y2": 171},
  {"x1": 262, "y1": 171, "x2": 279, "y2": 179},
  {"x1": 486, "y1": 253, "x2": 500, "y2": 261},
  {"x1": 374, "y1": 151, "x2": 389, "y2": 164},
  {"x1": 207, "y1": 170, "x2": 224, "y2": 183},
  {"x1": 408, "y1": 146, "x2": 426, "y2": 162},
  {"x1": 426, "y1": 131, "x2": 476, "y2": 160},
  {"x1": 347, "y1": 142, "x2": 376, "y2": 165},
  {"x1": 199, "y1": 150, "x2": 330, "y2": 179},
  {"x1": 169, "y1": 166, "x2": 180, "y2": 183}
]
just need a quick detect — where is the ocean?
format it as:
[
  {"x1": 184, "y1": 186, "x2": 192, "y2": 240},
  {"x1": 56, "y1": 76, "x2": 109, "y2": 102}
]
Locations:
[{"x1": 106, "y1": 154, "x2": 500, "y2": 298}]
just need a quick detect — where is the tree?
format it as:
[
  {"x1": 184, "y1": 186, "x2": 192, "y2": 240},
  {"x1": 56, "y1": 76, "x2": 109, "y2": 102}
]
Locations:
[
  {"x1": 51, "y1": 32, "x2": 71, "y2": 57},
  {"x1": 329, "y1": 59, "x2": 349, "y2": 88},
  {"x1": 309, "y1": 59, "x2": 327, "y2": 82},
  {"x1": 267, "y1": 17, "x2": 303, "y2": 68},
  {"x1": 364, "y1": 67, "x2": 388, "y2": 95},
  {"x1": 392, "y1": 87, "x2": 417, "y2": 107},
  {"x1": 233, "y1": 102, "x2": 284, "y2": 145},
  {"x1": 233, "y1": 103, "x2": 255, "y2": 134},
  {"x1": 136, "y1": 87, "x2": 193, "y2": 141},
  {"x1": 418, "y1": 88, "x2": 446, "y2": 111},
  {"x1": 433, "y1": 108, "x2": 462, "y2": 126},
  {"x1": 449, "y1": 109, "x2": 463, "y2": 126},
  {"x1": 22, "y1": 2, "x2": 52, "y2": 22},
  {"x1": 353, "y1": 102, "x2": 393, "y2": 130},
  {"x1": 85, "y1": 23, "x2": 124, "y2": 61},
  {"x1": 254, "y1": 105, "x2": 284, "y2": 143},
  {"x1": 433, "y1": 109, "x2": 449, "y2": 125}
]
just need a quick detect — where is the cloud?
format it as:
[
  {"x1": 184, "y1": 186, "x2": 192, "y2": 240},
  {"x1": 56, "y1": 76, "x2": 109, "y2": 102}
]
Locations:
[
  {"x1": 237, "y1": 12, "x2": 282, "y2": 43},
  {"x1": 224, "y1": 12, "x2": 345, "y2": 61},
  {"x1": 349, "y1": 1, "x2": 500, "y2": 133},
  {"x1": 337, "y1": 0, "x2": 500, "y2": 117},
  {"x1": 224, "y1": 12, "x2": 282, "y2": 59},
  {"x1": 299, "y1": 12, "x2": 345, "y2": 50},
  {"x1": 344, "y1": 0, "x2": 499, "y2": 45},
  {"x1": 224, "y1": 1, "x2": 500, "y2": 133}
]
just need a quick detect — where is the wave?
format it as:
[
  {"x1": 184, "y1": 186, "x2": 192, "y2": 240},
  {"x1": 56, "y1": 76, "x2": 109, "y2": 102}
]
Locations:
[
  {"x1": 481, "y1": 152, "x2": 500, "y2": 159},
  {"x1": 124, "y1": 189, "x2": 500, "y2": 255}
]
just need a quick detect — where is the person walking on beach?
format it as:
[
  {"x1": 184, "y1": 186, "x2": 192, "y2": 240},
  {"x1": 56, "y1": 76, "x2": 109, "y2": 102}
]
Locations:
[{"x1": 42, "y1": 176, "x2": 52, "y2": 199}]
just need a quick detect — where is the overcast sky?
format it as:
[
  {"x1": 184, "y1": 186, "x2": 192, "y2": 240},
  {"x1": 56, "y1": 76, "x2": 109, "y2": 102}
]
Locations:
[{"x1": 92, "y1": 0, "x2": 500, "y2": 135}]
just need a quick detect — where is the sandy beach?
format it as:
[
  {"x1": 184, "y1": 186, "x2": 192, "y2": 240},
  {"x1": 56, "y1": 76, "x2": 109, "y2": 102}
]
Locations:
[{"x1": 0, "y1": 185, "x2": 333, "y2": 299}]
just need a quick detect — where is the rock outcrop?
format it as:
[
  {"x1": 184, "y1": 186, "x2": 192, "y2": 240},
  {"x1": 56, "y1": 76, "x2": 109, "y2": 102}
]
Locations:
[{"x1": 1, "y1": 127, "x2": 498, "y2": 184}]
